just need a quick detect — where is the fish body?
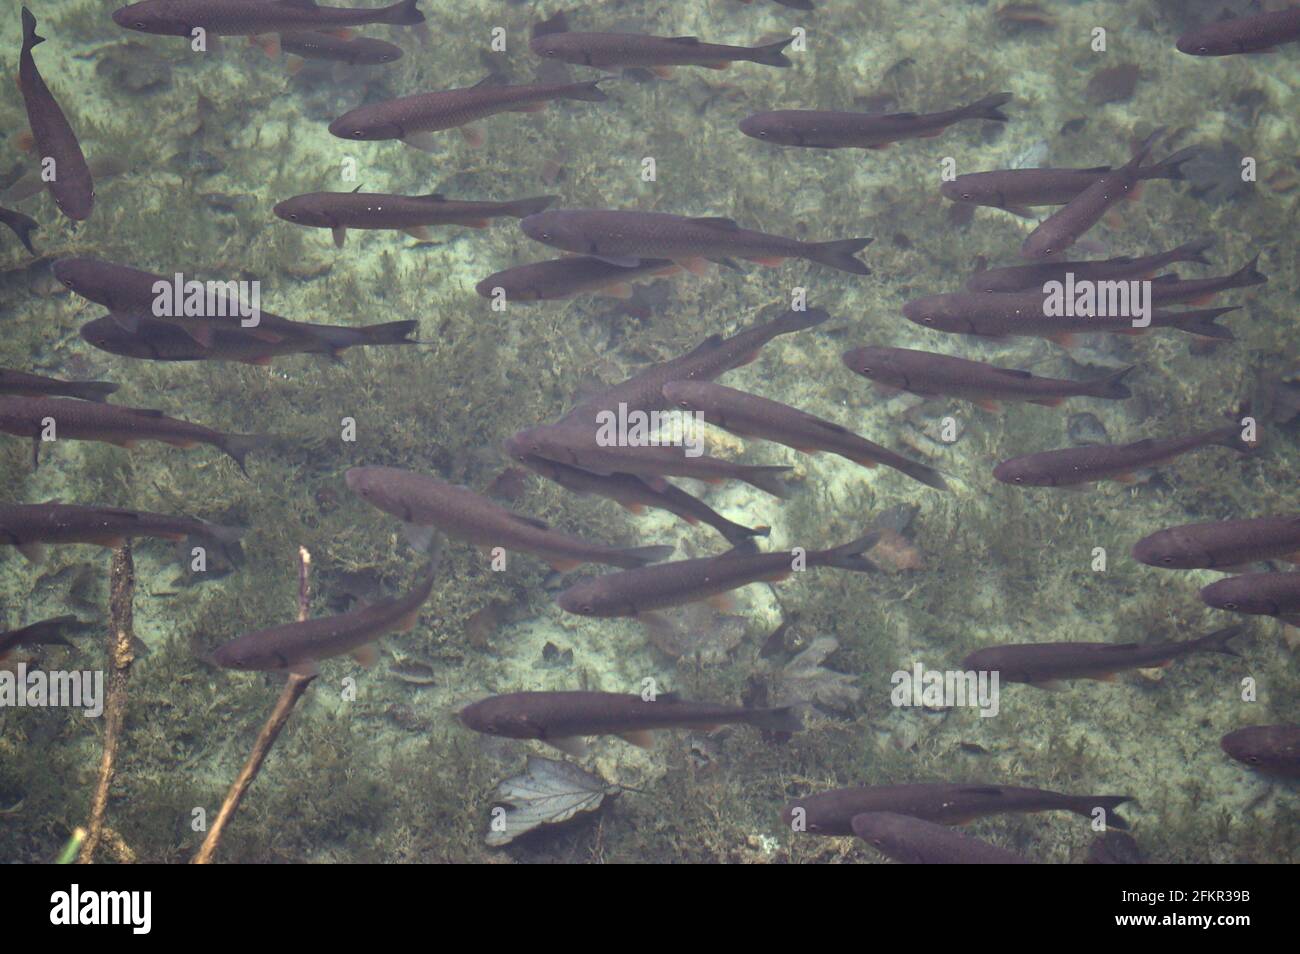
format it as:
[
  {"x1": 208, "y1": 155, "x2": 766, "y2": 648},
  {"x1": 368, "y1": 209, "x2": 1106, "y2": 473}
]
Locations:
[
  {"x1": 1147, "y1": 257, "x2": 1266, "y2": 305},
  {"x1": 662, "y1": 380, "x2": 948, "y2": 490},
  {"x1": 1200, "y1": 572, "x2": 1300, "y2": 625},
  {"x1": 1221, "y1": 725, "x2": 1300, "y2": 778},
  {"x1": 344, "y1": 465, "x2": 673, "y2": 571},
  {"x1": 520, "y1": 209, "x2": 872, "y2": 274},
  {"x1": 475, "y1": 256, "x2": 678, "y2": 302},
  {"x1": 112, "y1": 0, "x2": 424, "y2": 37},
  {"x1": 1133, "y1": 516, "x2": 1300, "y2": 569},
  {"x1": 0, "y1": 615, "x2": 81, "y2": 659},
  {"x1": 279, "y1": 31, "x2": 403, "y2": 64},
  {"x1": 0, "y1": 502, "x2": 242, "y2": 562},
  {"x1": 18, "y1": 9, "x2": 94, "y2": 222},
  {"x1": 851, "y1": 812, "x2": 1033, "y2": 864},
  {"x1": 531, "y1": 14, "x2": 793, "y2": 71},
  {"x1": 210, "y1": 570, "x2": 434, "y2": 673},
  {"x1": 459, "y1": 690, "x2": 801, "y2": 752},
  {"x1": 842, "y1": 346, "x2": 1132, "y2": 409},
  {"x1": 0, "y1": 205, "x2": 38, "y2": 253},
  {"x1": 965, "y1": 240, "x2": 1214, "y2": 293},
  {"x1": 961, "y1": 626, "x2": 1244, "y2": 686},
  {"x1": 993, "y1": 425, "x2": 1250, "y2": 486},
  {"x1": 0, "y1": 368, "x2": 118, "y2": 403},
  {"x1": 782, "y1": 783, "x2": 1132, "y2": 836},
  {"x1": 739, "y1": 93, "x2": 1011, "y2": 149},
  {"x1": 555, "y1": 533, "x2": 879, "y2": 618},
  {"x1": 274, "y1": 191, "x2": 555, "y2": 246},
  {"x1": 1178, "y1": 7, "x2": 1300, "y2": 56}
]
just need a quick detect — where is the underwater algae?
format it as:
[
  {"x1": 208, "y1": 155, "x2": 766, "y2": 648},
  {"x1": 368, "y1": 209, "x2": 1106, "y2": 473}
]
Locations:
[{"x1": 0, "y1": 0, "x2": 1296, "y2": 869}]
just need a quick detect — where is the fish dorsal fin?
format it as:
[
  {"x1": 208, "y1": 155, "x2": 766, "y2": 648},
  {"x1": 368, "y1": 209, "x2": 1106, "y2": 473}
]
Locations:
[
  {"x1": 687, "y1": 217, "x2": 739, "y2": 231},
  {"x1": 681, "y1": 334, "x2": 725, "y2": 359},
  {"x1": 532, "y1": 10, "x2": 569, "y2": 37},
  {"x1": 123, "y1": 407, "x2": 168, "y2": 418},
  {"x1": 883, "y1": 111, "x2": 920, "y2": 121},
  {"x1": 1126, "y1": 438, "x2": 1157, "y2": 451},
  {"x1": 667, "y1": 36, "x2": 701, "y2": 45},
  {"x1": 473, "y1": 73, "x2": 506, "y2": 89},
  {"x1": 421, "y1": 193, "x2": 447, "y2": 201},
  {"x1": 351, "y1": 185, "x2": 363, "y2": 193},
  {"x1": 991, "y1": 367, "x2": 1034, "y2": 379},
  {"x1": 506, "y1": 512, "x2": 550, "y2": 531},
  {"x1": 277, "y1": 0, "x2": 319, "y2": 8},
  {"x1": 656, "y1": 691, "x2": 681, "y2": 703}
]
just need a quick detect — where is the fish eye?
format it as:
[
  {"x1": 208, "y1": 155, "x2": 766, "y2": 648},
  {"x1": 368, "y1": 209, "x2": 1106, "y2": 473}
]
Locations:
[
  {"x1": 351, "y1": 130, "x2": 365, "y2": 139},
  {"x1": 580, "y1": 604, "x2": 593, "y2": 614},
  {"x1": 860, "y1": 366, "x2": 871, "y2": 374},
  {"x1": 1013, "y1": 476, "x2": 1024, "y2": 483},
  {"x1": 1224, "y1": 601, "x2": 1239, "y2": 610},
  {"x1": 961, "y1": 192, "x2": 974, "y2": 200},
  {"x1": 677, "y1": 400, "x2": 690, "y2": 409},
  {"x1": 1161, "y1": 556, "x2": 1173, "y2": 565}
]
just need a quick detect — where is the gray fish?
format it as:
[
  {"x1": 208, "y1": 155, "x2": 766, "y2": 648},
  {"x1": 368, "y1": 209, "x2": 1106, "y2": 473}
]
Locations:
[
  {"x1": 1200, "y1": 572, "x2": 1300, "y2": 626},
  {"x1": 520, "y1": 209, "x2": 872, "y2": 274},
  {"x1": 739, "y1": 93, "x2": 1011, "y2": 150},
  {"x1": 965, "y1": 240, "x2": 1214, "y2": 293},
  {"x1": 0, "y1": 368, "x2": 118, "y2": 403},
  {"x1": 1221, "y1": 725, "x2": 1300, "y2": 778},
  {"x1": 210, "y1": 568, "x2": 435, "y2": 674},
  {"x1": 1178, "y1": 7, "x2": 1300, "y2": 56},
  {"x1": 0, "y1": 615, "x2": 83, "y2": 660},
  {"x1": 328, "y1": 76, "x2": 608, "y2": 150},
  {"x1": 18, "y1": 9, "x2": 93, "y2": 221},
  {"x1": 475, "y1": 256, "x2": 679, "y2": 303},
  {"x1": 0, "y1": 502, "x2": 243, "y2": 563},
  {"x1": 782, "y1": 783, "x2": 1132, "y2": 836},
  {"x1": 662, "y1": 380, "x2": 948, "y2": 490},
  {"x1": 0, "y1": 205, "x2": 38, "y2": 253},
  {"x1": 961, "y1": 626, "x2": 1244, "y2": 687},
  {"x1": 459, "y1": 690, "x2": 802, "y2": 756},
  {"x1": 113, "y1": 0, "x2": 425, "y2": 41},
  {"x1": 851, "y1": 812, "x2": 1034, "y2": 864},
  {"x1": 1132, "y1": 516, "x2": 1300, "y2": 569},
  {"x1": 279, "y1": 31, "x2": 403, "y2": 65},
  {"x1": 994, "y1": 423, "x2": 1253, "y2": 487},
  {"x1": 843, "y1": 346, "x2": 1133, "y2": 410},
  {"x1": 344, "y1": 465, "x2": 674, "y2": 570},
  {"x1": 1148, "y1": 257, "x2": 1267, "y2": 306}
]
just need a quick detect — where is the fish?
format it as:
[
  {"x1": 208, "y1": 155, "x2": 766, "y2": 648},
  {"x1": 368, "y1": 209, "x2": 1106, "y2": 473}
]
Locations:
[
  {"x1": 1200, "y1": 572, "x2": 1300, "y2": 626},
  {"x1": 113, "y1": 0, "x2": 425, "y2": 47},
  {"x1": 961, "y1": 626, "x2": 1244, "y2": 687},
  {"x1": 561, "y1": 307, "x2": 828, "y2": 425},
  {"x1": 530, "y1": 12, "x2": 793, "y2": 74},
  {"x1": 210, "y1": 568, "x2": 435, "y2": 674},
  {"x1": 519, "y1": 209, "x2": 872, "y2": 274},
  {"x1": 0, "y1": 368, "x2": 119, "y2": 403},
  {"x1": 0, "y1": 155, "x2": 124, "y2": 205},
  {"x1": 1133, "y1": 516, "x2": 1300, "y2": 569},
  {"x1": 328, "y1": 76, "x2": 608, "y2": 150},
  {"x1": 458, "y1": 690, "x2": 802, "y2": 756},
  {"x1": 1177, "y1": 7, "x2": 1300, "y2": 56},
  {"x1": 739, "y1": 92, "x2": 1012, "y2": 149},
  {"x1": 939, "y1": 147, "x2": 1195, "y2": 215},
  {"x1": 662, "y1": 380, "x2": 949, "y2": 490},
  {"x1": 0, "y1": 205, "x2": 38, "y2": 253},
  {"x1": 81, "y1": 314, "x2": 418, "y2": 365},
  {"x1": 279, "y1": 31, "x2": 404, "y2": 65},
  {"x1": 964, "y1": 240, "x2": 1215, "y2": 293},
  {"x1": 504, "y1": 446, "x2": 770, "y2": 546},
  {"x1": 0, "y1": 502, "x2": 243, "y2": 563},
  {"x1": 843, "y1": 346, "x2": 1133, "y2": 410},
  {"x1": 0, "y1": 395, "x2": 264, "y2": 474},
  {"x1": 509, "y1": 423, "x2": 795, "y2": 498},
  {"x1": 0, "y1": 615, "x2": 83, "y2": 660},
  {"x1": 273, "y1": 190, "x2": 556, "y2": 247},
  {"x1": 993, "y1": 423, "x2": 1253, "y2": 487},
  {"x1": 1220, "y1": 725, "x2": 1300, "y2": 778},
  {"x1": 782, "y1": 783, "x2": 1132, "y2": 836},
  {"x1": 851, "y1": 812, "x2": 1034, "y2": 864},
  {"x1": 1147, "y1": 257, "x2": 1267, "y2": 306},
  {"x1": 17, "y1": 9, "x2": 94, "y2": 222},
  {"x1": 475, "y1": 256, "x2": 680, "y2": 302},
  {"x1": 555, "y1": 532, "x2": 880, "y2": 620},
  {"x1": 344, "y1": 465, "x2": 674, "y2": 571},
  {"x1": 1021, "y1": 131, "x2": 1161, "y2": 258}
]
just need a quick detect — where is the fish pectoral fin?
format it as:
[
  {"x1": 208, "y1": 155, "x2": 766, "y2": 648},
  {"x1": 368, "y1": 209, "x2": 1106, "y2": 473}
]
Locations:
[
  {"x1": 17, "y1": 542, "x2": 46, "y2": 564},
  {"x1": 351, "y1": 643, "x2": 380, "y2": 667},
  {"x1": 547, "y1": 556, "x2": 582, "y2": 572},
  {"x1": 619, "y1": 730, "x2": 656, "y2": 748},
  {"x1": 332, "y1": 226, "x2": 347, "y2": 248},
  {"x1": 403, "y1": 131, "x2": 440, "y2": 152},
  {"x1": 289, "y1": 661, "x2": 319, "y2": 678},
  {"x1": 706, "y1": 592, "x2": 736, "y2": 611},
  {"x1": 401, "y1": 522, "x2": 437, "y2": 553},
  {"x1": 547, "y1": 736, "x2": 590, "y2": 758},
  {"x1": 973, "y1": 398, "x2": 1002, "y2": 413}
]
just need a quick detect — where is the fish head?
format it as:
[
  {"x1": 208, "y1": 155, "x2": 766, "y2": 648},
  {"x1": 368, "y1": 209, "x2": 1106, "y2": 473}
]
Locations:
[
  {"x1": 1130, "y1": 529, "x2": 1207, "y2": 569},
  {"x1": 528, "y1": 33, "x2": 586, "y2": 65},
  {"x1": 327, "y1": 111, "x2": 400, "y2": 143},
  {"x1": 353, "y1": 39, "x2": 403, "y2": 64},
  {"x1": 1200, "y1": 578, "x2": 1276, "y2": 616},
  {"x1": 208, "y1": 636, "x2": 268, "y2": 672},
  {"x1": 273, "y1": 196, "x2": 334, "y2": 230},
  {"x1": 112, "y1": 1, "x2": 196, "y2": 37},
  {"x1": 841, "y1": 347, "x2": 904, "y2": 387},
  {"x1": 52, "y1": 258, "x2": 118, "y2": 305},
  {"x1": 992, "y1": 457, "x2": 1053, "y2": 486},
  {"x1": 458, "y1": 696, "x2": 540, "y2": 740},
  {"x1": 901, "y1": 296, "x2": 963, "y2": 333},
  {"x1": 939, "y1": 179, "x2": 990, "y2": 204},
  {"x1": 555, "y1": 578, "x2": 622, "y2": 618},
  {"x1": 519, "y1": 211, "x2": 588, "y2": 254},
  {"x1": 661, "y1": 381, "x2": 707, "y2": 413},
  {"x1": 343, "y1": 466, "x2": 407, "y2": 516},
  {"x1": 738, "y1": 112, "x2": 799, "y2": 146},
  {"x1": 1175, "y1": 29, "x2": 1240, "y2": 57}
]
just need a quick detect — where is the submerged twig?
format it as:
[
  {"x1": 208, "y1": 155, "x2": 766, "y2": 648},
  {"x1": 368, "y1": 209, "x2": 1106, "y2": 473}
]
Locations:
[
  {"x1": 78, "y1": 543, "x2": 135, "y2": 864},
  {"x1": 192, "y1": 547, "x2": 317, "y2": 864}
]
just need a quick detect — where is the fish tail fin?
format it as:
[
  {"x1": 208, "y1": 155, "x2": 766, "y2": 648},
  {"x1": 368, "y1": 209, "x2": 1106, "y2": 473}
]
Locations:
[
  {"x1": 21, "y1": 8, "x2": 44, "y2": 50},
  {"x1": 896, "y1": 459, "x2": 950, "y2": 491},
  {"x1": 963, "y1": 91, "x2": 1013, "y2": 122},
  {"x1": 1229, "y1": 254, "x2": 1266, "y2": 289},
  {"x1": 805, "y1": 237, "x2": 873, "y2": 275},
  {"x1": 563, "y1": 79, "x2": 609, "y2": 102},
  {"x1": 219, "y1": 434, "x2": 268, "y2": 476},
  {"x1": 194, "y1": 521, "x2": 246, "y2": 564},
  {"x1": 1195, "y1": 625, "x2": 1246, "y2": 657},
  {"x1": 617, "y1": 544, "x2": 676, "y2": 567},
  {"x1": 7, "y1": 214, "x2": 37, "y2": 254},
  {"x1": 1127, "y1": 127, "x2": 1165, "y2": 170},
  {"x1": 720, "y1": 522, "x2": 771, "y2": 546},
  {"x1": 383, "y1": 0, "x2": 424, "y2": 25},
  {"x1": 1173, "y1": 237, "x2": 1214, "y2": 265},
  {"x1": 1089, "y1": 364, "x2": 1135, "y2": 400},
  {"x1": 743, "y1": 465, "x2": 795, "y2": 498},
  {"x1": 814, "y1": 531, "x2": 882, "y2": 572},
  {"x1": 749, "y1": 37, "x2": 795, "y2": 67},
  {"x1": 505, "y1": 195, "x2": 560, "y2": 218},
  {"x1": 1075, "y1": 795, "x2": 1133, "y2": 830},
  {"x1": 359, "y1": 319, "x2": 420, "y2": 345},
  {"x1": 744, "y1": 705, "x2": 803, "y2": 734},
  {"x1": 1145, "y1": 145, "x2": 1198, "y2": 181},
  {"x1": 1174, "y1": 306, "x2": 1237, "y2": 340}
]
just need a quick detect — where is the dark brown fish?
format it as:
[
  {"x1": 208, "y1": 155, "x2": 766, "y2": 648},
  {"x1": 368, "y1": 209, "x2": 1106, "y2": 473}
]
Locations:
[
  {"x1": 0, "y1": 155, "x2": 124, "y2": 205},
  {"x1": 0, "y1": 502, "x2": 243, "y2": 563},
  {"x1": 561, "y1": 307, "x2": 828, "y2": 425},
  {"x1": 328, "y1": 77, "x2": 607, "y2": 150},
  {"x1": 1133, "y1": 516, "x2": 1300, "y2": 569},
  {"x1": 1200, "y1": 572, "x2": 1300, "y2": 626},
  {"x1": 520, "y1": 209, "x2": 872, "y2": 274},
  {"x1": 843, "y1": 346, "x2": 1132, "y2": 410},
  {"x1": 739, "y1": 93, "x2": 1011, "y2": 149},
  {"x1": 1022, "y1": 131, "x2": 1161, "y2": 258},
  {"x1": 475, "y1": 256, "x2": 679, "y2": 302},
  {"x1": 851, "y1": 812, "x2": 1034, "y2": 864},
  {"x1": 0, "y1": 368, "x2": 118, "y2": 403},
  {"x1": 782, "y1": 783, "x2": 1132, "y2": 836},
  {"x1": 662, "y1": 380, "x2": 948, "y2": 490},
  {"x1": 965, "y1": 240, "x2": 1214, "y2": 293},
  {"x1": 961, "y1": 626, "x2": 1244, "y2": 686},
  {"x1": 1221, "y1": 725, "x2": 1300, "y2": 778},
  {"x1": 274, "y1": 191, "x2": 556, "y2": 246},
  {"x1": 1148, "y1": 257, "x2": 1267, "y2": 305},
  {"x1": 113, "y1": 0, "x2": 425, "y2": 40},
  {"x1": 1178, "y1": 7, "x2": 1300, "y2": 56},
  {"x1": 0, "y1": 615, "x2": 82, "y2": 659},
  {"x1": 459, "y1": 690, "x2": 802, "y2": 755},
  {"x1": 555, "y1": 533, "x2": 879, "y2": 620},
  {"x1": 504, "y1": 446, "x2": 769, "y2": 546},
  {"x1": 0, "y1": 395, "x2": 263, "y2": 473},
  {"x1": 18, "y1": 9, "x2": 93, "y2": 221},
  {"x1": 530, "y1": 12, "x2": 793, "y2": 74},
  {"x1": 344, "y1": 465, "x2": 674, "y2": 571},
  {"x1": 0, "y1": 205, "x2": 38, "y2": 253},
  {"x1": 279, "y1": 31, "x2": 404, "y2": 65},
  {"x1": 210, "y1": 568, "x2": 434, "y2": 674}
]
